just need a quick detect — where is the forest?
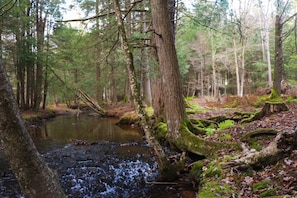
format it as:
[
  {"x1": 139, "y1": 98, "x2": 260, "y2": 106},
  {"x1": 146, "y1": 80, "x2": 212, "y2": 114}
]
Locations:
[{"x1": 0, "y1": 0, "x2": 297, "y2": 197}]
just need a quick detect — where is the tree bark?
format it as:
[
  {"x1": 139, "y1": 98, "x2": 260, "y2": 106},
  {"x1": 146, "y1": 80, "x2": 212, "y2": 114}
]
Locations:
[
  {"x1": 0, "y1": 60, "x2": 64, "y2": 197},
  {"x1": 233, "y1": 36, "x2": 241, "y2": 96},
  {"x1": 258, "y1": 0, "x2": 272, "y2": 86},
  {"x1": 150, "y1": 0, "x2": 185, "y2": 140},
  {"x1": 112, "y1": 0, "x2": 167, "y2": 168},
  {"x1": 35, "y1": 0, "x2": 46, "y2": 111},
  {"x1": 95, "y1": 0, "x2": 103, "y2": 105},
  {"x1": 273, "y1": 14, "x2": 283, "y2": 95}
]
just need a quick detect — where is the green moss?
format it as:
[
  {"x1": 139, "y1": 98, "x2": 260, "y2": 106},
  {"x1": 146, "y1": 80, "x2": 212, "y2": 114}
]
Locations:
[
  {"x1": 189, "y1": 118, "x2": 205, "y2": 128},
  {"x1": 204, "y1": 163, "x2": 222, "y2": 178},
  {"x1": 116, "y1": 111, "x2": 139, "y2": 125},
  {"x1": 252, "y1": 180, "x2": 272, "y2": 191},
  {"x1": 186, "y1": 109, "x2": 196, "y2": 114},
  {"x1": 269, "y1": 89, "x2": 282, "y2": 102},
  {"x1": 154, "y1": 122, "x2": 168, "y2": 139},
  {"x1": 219, "y1": 133, "x2": 232, "y2": 141},
  {"x1": 184, "y1": 97, "x2": 193, "y2": 108},
  {"x1": 174, "y1": 125, "x2": 239, "y2": 157},
  {"x1": 250, "y1": 140, "x2": 262, "y2": 151},
  {"x1": 145, "y1": 107, "x2": 154, "y2": 118},
  {"x1": 198, "y1": 181, "x2": 232, "y2": 198},
  {"x1": 189, "y1": 161, "x2": 203, "y2": 180},
  {"x1": 185, "y1": 119, "x2": 207, "y2": 135},
  {"x1": 254, "y1": 95, "x2": 270, "y2": 107},
  {"x1": 286, "y1": 96, "x2": 297, "y2": 103},
  {"x1": 259, "y1": 189, "x2": 277, "y2": 198},
  {"x1": 191, "y1": 103, "x2": 207, "y2": 113}
]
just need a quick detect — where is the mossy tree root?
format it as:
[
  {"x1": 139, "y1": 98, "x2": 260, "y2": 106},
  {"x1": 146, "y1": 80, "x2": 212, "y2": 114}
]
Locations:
[
  {"x1": 174, "y1": 125, "x2": 240, "y2": 158},
  {"x1": 233, "y1": 131, "x2": 297, "y2": 169},
  {"x1": 240, "y1": 128, "x2": 278, "y2": 142}
]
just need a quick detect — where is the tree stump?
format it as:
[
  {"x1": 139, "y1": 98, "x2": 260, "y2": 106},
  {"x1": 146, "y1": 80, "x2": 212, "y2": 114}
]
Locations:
[{"x1": 243, "y1": 102, "x2": 288, "y2": 123}]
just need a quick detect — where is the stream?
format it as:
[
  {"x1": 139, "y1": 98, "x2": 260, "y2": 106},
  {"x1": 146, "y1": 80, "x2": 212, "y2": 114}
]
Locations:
[{"x1": 0, "y1": 114, "x2": 196, "y2": 198}]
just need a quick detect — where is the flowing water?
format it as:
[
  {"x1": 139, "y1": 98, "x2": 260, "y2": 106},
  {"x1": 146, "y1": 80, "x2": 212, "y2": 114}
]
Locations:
[{"x1": 0, "y1": 114, "x2": 196, "y2": 198}]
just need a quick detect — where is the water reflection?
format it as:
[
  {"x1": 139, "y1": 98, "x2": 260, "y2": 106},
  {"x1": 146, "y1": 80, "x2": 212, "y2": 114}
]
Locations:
[{"x1": 29, "y1": 115, "x2": 143, "y2": 142}]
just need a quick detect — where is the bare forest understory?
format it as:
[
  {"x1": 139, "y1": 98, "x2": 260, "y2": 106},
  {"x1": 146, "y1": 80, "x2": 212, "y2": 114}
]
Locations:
[{"x1": 22, "y1": 95, "x2": 297, "y2": 197}]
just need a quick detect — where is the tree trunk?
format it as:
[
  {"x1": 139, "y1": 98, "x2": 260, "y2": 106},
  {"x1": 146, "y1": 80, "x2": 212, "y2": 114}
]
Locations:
[
  {"x1": 141, "y1": 9, "x2": 152, "y2": 106},
  {"x1": 150, "y1": 28, "x2": 165, "y2": 121},
  {"x1": 150, "y1": 0, "x2": 185, "y2": 140},
  {"x1": 273, "y1": 15, "x2": 283, "y2": 95},
  {"x1": 210, "y1": 31, "x2": 217, "y2": 98},
  {"x1": 258, "y1": 0, "x2": 273, "y2": 86},
  {"x1": 0, "y1": 60, "x2": 65, "y2": 197},
  {"x1": 112, "y1": 0, "x2": 167, "y2": 169},
  {"x1": 35, "y1": 0, "x2": 46, "y2": 111},
  {"x1": 240, "y1": 38, "x2": 245, "y2": 96},
  {"x1": 95, "y1": 0, "x2": 103, "y2": 105},
  {"x1": 233, "y1": 36, "x2": 241, "y2": 96}
]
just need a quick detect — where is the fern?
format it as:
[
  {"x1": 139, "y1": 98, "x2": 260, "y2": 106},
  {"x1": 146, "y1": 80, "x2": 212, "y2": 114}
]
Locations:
[{"x1": 217, "y1": 120, "x2": 234, "y2": 131}]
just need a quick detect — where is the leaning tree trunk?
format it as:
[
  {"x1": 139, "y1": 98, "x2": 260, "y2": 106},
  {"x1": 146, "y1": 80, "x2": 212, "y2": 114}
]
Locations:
[
  {"x1": 112, "y1": 0, "x2": 167, "y2": 169},
  {"x1": 0, "y1": 60, "x2": 65, "y2": 197}
]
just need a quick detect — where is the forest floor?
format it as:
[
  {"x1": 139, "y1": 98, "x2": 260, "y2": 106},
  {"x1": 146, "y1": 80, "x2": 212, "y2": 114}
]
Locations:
[
  {"x1": 101, "y1": 95, "x2": 297, "y2": 197},
  {"x1": 21, "y1": 95, "x2": 297, "y2": 197},
  {"x1": 187, "y1": 96, "x2": 297, "y2": 197}
]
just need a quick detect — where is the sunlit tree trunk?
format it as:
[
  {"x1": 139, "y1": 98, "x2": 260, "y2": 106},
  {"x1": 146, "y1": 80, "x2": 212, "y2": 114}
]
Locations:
[
  {"x1": 259, "y1": 0, "x2": 272, "y2": 86},
  {"x1": 95, "y1": 0, "x2": 103, "y2": 104},
  {"x1": 233, "y1": 36, "x2": 241, "y2": 96},
  {"x1": 200, "y1": 55, "x2": 205, "y2": 97},
  {"x1": 240, "y1": 38, "x2": 245, "y2": 96},
  {"x1": 0, "y1": 60, "x2": 65, "y2": 197},
  {"x1": 210, "y1": 31, "x2": 217, "y2": 98}
]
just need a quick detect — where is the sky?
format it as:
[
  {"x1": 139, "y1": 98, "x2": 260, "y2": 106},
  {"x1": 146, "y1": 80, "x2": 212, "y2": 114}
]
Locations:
[{"x1": 63, "y1": 0, "x2": 195, "y2": 20}]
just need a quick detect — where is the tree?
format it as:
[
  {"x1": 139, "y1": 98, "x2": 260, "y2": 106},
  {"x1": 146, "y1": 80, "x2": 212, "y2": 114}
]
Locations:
[
  {"x1": 0, "y1": 59, "x2": 64, "y2": 197},
  {"x1": 273, "y1": 0, "x2": 297, "y2": 95},
  {"x1": 258, "y1": 0, "x2": 273, "y2": 86},
  {"x1": 150, "y1": 0, "x2": 185, "y2": 140},
  {"x1": 112, "y1": 0, "x2": 167, "y2": 171}
]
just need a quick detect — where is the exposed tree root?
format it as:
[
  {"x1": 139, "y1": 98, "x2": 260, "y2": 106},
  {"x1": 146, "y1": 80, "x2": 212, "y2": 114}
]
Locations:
[
  {"x1": 232, "y1": 130, "x2": 297, "y2": 169},
  {"x1": 240, "y1": 128, "x2": 278, "y2": 142},
  {"x1": 174, "y1": 125, "x2": 240, "y2": 158}
]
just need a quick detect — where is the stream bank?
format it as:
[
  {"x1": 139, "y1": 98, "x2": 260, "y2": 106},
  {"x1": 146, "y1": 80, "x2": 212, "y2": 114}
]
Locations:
[{"x1": 1, "y1": 111, "x2": 196, "y2": 198}]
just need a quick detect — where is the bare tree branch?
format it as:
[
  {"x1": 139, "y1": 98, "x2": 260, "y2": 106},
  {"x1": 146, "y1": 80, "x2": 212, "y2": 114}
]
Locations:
[
  {"x1": 57, "y1": 0, "x2": 145, "y2": 23},
  {"x1": 0, "y1": 0, "x2": 17, "y2": 17}
]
